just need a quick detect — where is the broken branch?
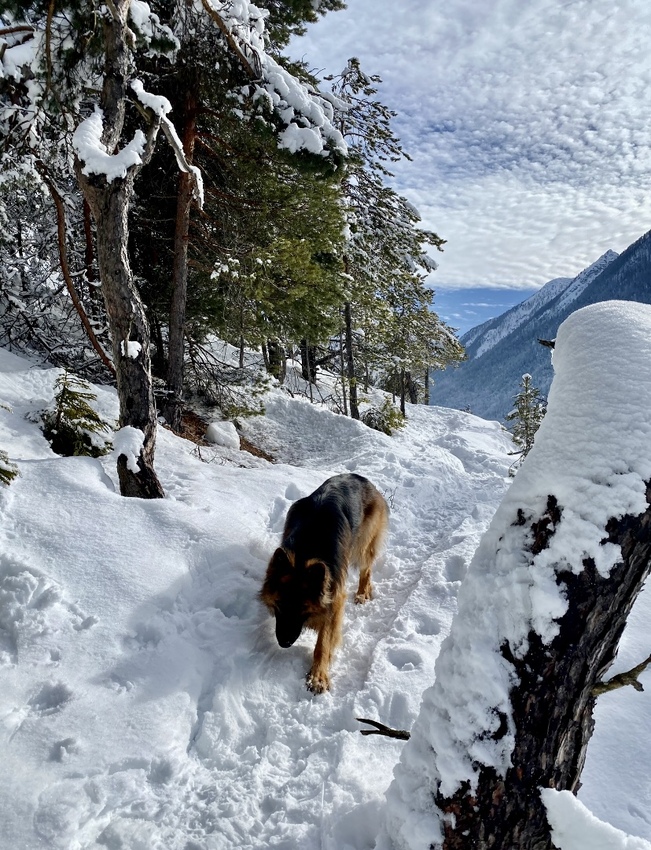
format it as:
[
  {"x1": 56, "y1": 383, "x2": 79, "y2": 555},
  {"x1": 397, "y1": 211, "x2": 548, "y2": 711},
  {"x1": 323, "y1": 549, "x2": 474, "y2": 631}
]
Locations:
[{"x1": 357, "y1": 717, "x2": 410, "y2": 740}]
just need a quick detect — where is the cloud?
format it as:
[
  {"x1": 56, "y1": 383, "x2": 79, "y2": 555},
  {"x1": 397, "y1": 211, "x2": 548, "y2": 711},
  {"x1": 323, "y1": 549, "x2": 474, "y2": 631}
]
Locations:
[{"x1": 291, "y1": 0, "x2": 651, "y2": 290}]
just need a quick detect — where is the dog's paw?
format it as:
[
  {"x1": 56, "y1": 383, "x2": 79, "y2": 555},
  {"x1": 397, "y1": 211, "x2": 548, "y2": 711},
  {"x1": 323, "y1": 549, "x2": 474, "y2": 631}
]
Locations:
[
  {"x1": 306, "y1": 670, "x2": 330, "y2": 694},
  {"x1": 354, "y1": 587, "x2": 373, "y2": 604}
]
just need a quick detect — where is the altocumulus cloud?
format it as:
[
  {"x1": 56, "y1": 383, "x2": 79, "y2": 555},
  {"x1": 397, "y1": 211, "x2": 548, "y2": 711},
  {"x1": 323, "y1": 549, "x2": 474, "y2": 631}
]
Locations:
[{"x1": 292, "y1": 0, "x2": 651, "y2": 290}]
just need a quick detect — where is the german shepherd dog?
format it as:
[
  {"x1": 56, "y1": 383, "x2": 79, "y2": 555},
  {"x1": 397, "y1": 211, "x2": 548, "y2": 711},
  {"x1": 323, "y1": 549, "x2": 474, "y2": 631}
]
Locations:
[{"x1": 260, "y1": 473, "x2": 388, "y2": 694}]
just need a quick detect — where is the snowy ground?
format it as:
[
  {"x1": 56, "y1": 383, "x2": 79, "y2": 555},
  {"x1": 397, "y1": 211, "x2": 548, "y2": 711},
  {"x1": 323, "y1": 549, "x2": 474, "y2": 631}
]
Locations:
[{"x1": 1, "y1": 345, "x2": 650, "y2": 849}]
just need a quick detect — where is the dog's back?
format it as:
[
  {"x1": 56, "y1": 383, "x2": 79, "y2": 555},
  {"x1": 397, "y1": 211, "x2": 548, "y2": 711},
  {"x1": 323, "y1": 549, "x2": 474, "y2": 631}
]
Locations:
[{"x1": 281, "y1": 473, "x2": 384, "y2": 586}]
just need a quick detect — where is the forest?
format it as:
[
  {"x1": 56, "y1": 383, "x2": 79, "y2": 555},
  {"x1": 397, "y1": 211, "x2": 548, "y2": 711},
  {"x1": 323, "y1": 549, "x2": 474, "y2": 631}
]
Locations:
[{"x1": 0, "y1": 0, "x2": 463, "y2": 497}]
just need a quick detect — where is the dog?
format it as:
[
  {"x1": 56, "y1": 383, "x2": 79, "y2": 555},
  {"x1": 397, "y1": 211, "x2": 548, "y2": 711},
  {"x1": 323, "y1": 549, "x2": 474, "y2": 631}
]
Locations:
[{"x1": 260, "y1": 473, "x2": 388, "y2": 694}]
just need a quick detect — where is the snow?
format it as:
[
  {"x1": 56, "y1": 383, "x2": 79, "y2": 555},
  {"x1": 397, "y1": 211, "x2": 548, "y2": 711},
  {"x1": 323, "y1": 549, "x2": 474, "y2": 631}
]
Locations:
[
  {"x1": 72, "y1": 110, "x2": 146, "y2": 182},
  {"x1": 112, "y1": 426, "x2": 145, "y2": 474},
  {"x1": 1, "y1": 307, "x2": 651, "y2": 848},
  {"x1": 384, "y1": 301, "x2": 651, "y2": 848},
  {"x1": 120, "y1": 340, "x2": 142, "y2": 359},
  {"x1": 206, "y1": 421, "x2": 240, "y2": 450},
  {"x1": 130, "y1": 79, "x2": 205, "y2": 207},
  {"x1": 542, "y1": 790, "x2": 651, "y2": 850},
  {"x1": 130, "y1": 79, "x2": 172, "y2": 117}
]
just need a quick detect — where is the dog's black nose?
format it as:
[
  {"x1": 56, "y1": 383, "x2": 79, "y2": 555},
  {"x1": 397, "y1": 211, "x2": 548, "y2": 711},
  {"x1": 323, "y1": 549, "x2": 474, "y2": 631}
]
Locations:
[{"x1": 276, "y1": 620, "x2": 302, "y2": 648}]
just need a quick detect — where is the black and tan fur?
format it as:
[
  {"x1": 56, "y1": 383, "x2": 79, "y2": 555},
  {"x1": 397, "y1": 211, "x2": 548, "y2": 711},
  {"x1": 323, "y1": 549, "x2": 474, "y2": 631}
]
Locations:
[{"x1": 260, "y1": 473, "x2": 388, "y2": 693}]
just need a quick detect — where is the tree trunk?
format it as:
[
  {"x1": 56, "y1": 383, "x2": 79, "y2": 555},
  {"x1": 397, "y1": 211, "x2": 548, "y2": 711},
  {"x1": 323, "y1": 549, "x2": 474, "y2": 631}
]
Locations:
[
  {"x1": 266, "y1": 339, "x2": 286, "y2": 383},
  {"x1": 424, "y1": 367, "x2": 430, "y2": 405},
  {"x1": 81, "y1": 177, "x2": 165, "y2": 498},
  {"x1": 339, "y1": 329, "x2": 348, "y2": 416},
  {"x1": 399, "y1": 368, "x2": 406, "y2": 416},
  {"x1": 437, "y1": 490, "x2": 651, "y2": 849},
  {"x1": 300, "y1": 339, "x2": 317, "y2": 383},
  {"x1": 405, "y1": 370, "x2": 418, "y2": 404},
  {"x1": 75, "y1": 0, "x2": 164, "y2": 498},
  {"x1": 343, "y1": 301, "x2": 359, "y2": 419},
  {"x1": 162, "y1": 88, "x2": 198, "y2": 432}
]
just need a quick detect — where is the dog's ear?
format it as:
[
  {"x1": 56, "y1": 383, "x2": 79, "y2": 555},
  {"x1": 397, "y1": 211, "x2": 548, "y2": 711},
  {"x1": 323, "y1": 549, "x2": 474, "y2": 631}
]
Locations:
[
  {"x1": 269, "y1": 547, "x2": 293, "y2": 574},
  {"x1": 261, "y1": 548, "x2": 293, "y2": 601},
  {"x1": 303, "y1": 560, "x2": 330, "y2": 603}
]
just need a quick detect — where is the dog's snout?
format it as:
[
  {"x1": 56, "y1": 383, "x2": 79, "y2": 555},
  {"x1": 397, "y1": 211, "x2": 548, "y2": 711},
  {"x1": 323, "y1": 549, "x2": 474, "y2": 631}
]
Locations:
[{"x1": 275, "y1": 616, "x2": 303, "y2": 649}]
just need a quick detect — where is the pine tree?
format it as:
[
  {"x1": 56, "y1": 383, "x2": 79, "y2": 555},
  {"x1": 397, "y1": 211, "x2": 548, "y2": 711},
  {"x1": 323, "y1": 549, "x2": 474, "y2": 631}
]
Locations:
[
  {"x1": 0, "y1": 448, "x2": 18, "y2": 485},
  {"x1": 327, "y1": 58, "x2": 464, "y2": 417},
  {"x1": 505, "y1": 372, "x2": 546, "y2": 472},
  {"x1": 42, "y1": 370, "x2": 111, "y2": 457}
]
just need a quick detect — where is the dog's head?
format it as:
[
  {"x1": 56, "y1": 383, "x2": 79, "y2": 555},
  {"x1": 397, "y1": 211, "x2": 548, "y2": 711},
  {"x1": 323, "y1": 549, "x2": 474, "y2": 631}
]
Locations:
[{"x1": 260, "y1": 548, "x2": 331, "y2": 648}]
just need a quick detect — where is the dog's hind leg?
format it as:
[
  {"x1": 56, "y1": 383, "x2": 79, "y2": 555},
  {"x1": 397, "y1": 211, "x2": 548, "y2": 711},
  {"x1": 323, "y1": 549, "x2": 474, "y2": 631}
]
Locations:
[
  {"x1": 354, "y1": 497, "x2": 388, "y2": 604},
  {"x1": 306, "y1": 590, "x2": 346, "y2": 694},
  {"x1": 355, "y1": 554, "x2": 374, "y2": 604}
]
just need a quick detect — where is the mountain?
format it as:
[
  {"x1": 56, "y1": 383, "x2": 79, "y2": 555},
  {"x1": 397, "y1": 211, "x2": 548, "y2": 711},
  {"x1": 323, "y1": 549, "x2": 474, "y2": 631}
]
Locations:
[{"x1": 430, "y1": 230, "x2": 651, "y2": 421}]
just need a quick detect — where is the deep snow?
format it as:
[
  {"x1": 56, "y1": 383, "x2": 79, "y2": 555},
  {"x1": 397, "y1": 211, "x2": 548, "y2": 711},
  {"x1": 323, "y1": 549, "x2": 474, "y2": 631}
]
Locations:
[
  {"x1": 0, "y1": 333, "x2": 650, "y2": 849},
  {"x1": 384, "y1": 301, "x2": 651, "y2": 849}
]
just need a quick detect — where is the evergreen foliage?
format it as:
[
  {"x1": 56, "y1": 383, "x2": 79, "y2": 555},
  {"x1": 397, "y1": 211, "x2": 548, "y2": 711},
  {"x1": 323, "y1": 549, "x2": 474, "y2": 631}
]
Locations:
[
  {"x1": 0, "y1": 448, "x2": 18, "y2": 485},
  {"x1": 328, "y1": 58, "x2": 464, "y2": 415},
  {"x1": 0, "y1": 2, "x2": 465, "y2": 445},
  {"x1": 42, "y1": 370, "x2": 112, "y2": 457},
  {"x1": 505, "y1": 372, "x2": 546, "y2": 474},
  {"x1": 361, "y1": 397, "x2": 405, "y2": 436}
]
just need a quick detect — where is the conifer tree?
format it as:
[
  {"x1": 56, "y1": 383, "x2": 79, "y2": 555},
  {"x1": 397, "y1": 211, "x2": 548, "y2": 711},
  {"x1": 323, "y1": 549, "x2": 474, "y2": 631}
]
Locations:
[
  {"x1": 42, "y1": 370, "x2": 111, "y2": 457},
  {"x1": 328, "y1": 58, "x2": 463, "y2": 417},
  {"x1": 506, "y1": 372, "x2": 546, "y2": 471},
  {"x1": 0, "y1": 449, "x2": 18, "y2": 485}
]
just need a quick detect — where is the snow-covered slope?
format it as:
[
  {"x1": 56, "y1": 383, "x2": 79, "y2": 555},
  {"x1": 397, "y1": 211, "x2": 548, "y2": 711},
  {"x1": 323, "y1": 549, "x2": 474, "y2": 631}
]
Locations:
[
  {"x1": 0, "y1": 347, "x2": 513, "y2": 849},
  {"x1": 428, "y1": 233, "x2": 651, "y2": 421},
  {"x1": 1, "y1": 346, "x2": 650, "y2": 848}
]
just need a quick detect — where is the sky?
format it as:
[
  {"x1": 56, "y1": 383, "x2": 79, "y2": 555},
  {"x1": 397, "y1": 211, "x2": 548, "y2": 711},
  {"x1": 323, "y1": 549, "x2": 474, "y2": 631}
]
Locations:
[{"x1": 290, "y1": 0, "x2": 651, "y2": 333}]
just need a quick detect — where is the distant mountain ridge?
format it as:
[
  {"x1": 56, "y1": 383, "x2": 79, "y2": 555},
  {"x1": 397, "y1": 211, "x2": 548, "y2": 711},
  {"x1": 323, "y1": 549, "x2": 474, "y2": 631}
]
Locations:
[{"x1": 430, "y1": 231, "x2": 651, "y2": 421}]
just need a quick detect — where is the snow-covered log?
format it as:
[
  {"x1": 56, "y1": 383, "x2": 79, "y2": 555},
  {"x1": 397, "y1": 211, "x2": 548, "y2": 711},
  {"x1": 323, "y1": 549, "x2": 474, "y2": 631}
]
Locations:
[{"x1": 382, "y1": 301, "x2": 651, "y2": 850}]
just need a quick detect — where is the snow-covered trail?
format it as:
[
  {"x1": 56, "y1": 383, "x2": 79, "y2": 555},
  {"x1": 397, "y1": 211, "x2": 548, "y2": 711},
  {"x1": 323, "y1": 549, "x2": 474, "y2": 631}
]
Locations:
[{"x1": 0, "y1": 350, "x2": 514, "y2": 849}]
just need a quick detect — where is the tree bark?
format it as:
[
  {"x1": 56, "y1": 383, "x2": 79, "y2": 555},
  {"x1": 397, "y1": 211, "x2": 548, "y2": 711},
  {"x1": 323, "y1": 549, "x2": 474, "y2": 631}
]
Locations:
[
  {"x1": 266, "y1": 339, "x2": 287, "y2": 383},
  {"x1": 405, "y1": 370, "x2": 418, "y2": 404},
  {"x1": 343, "y1": 301, "x2": 360, "y2": 419},
  {"x1": 300, "y1": 339, "x2": 317, "y2": 383},
  {"x1": 161, "y1": 87, "x2": 198, "y2": 432},
  {"x1": 75, "y1": 0, "x2": 164, "y2": 498},
  {"x1": 437, "y1": 490, "x2": 651, "y2": 849}
]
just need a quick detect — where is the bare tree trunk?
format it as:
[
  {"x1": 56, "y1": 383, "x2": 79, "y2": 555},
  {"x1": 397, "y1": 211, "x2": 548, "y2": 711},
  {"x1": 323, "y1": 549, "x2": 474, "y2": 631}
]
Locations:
[
  {"x1": 300, "y1": 339, "x2": 317, "y2": 383},
  {"x1": 424, "y1": 367, "x2": 430, "y2": 405},
  {"x1": 266, "y1": 339, "x2": 286, "y2": 383},
  {"x1": 344, "y1": 301, "x2": 359, "y2": 419},
  {"x1": 437, "y1": 490, "x2": 651, "y2": 849},
  {"x1": 75, "y1": 0, "x2": 164, "y2": 498},
  {"x1": 405, "y1": 370, "x2": 418, "y2": 404},
  {"x1": 162, "y1": 88, "x2": 198, "y2": 432},
  {"x1": 339, "y1": 329, "x2": 348, "y2": 416}
]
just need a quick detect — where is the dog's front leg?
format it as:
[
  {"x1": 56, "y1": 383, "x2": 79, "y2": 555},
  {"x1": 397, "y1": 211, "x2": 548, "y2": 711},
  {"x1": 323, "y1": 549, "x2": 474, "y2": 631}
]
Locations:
[{"x1": 306, "y1": 591, "x2": 346, "y2": 694}]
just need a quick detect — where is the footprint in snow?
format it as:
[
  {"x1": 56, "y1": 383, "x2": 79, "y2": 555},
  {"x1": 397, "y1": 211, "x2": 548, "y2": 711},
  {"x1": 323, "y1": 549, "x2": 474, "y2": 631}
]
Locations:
[
  {"x1": 445, "y1": 553, "x2": 467, "y2": 583},
  {"x1": 284, "y1": 482, "x2": 303, "y2": 501},
  {"x1": 49, "y1": 737, "x2": 79, "y2": 762},
  {"x1": 268, "y1": 496, "x2": 288, "y2": 534},
  {"x1": 386, "y1": 647, "x2": 423, "y2": 672},
  {"x1": 412, "y1": 612, "x2": 442, "y2": 637},
  {"x1": 28, "y1": 681, "x2": 73, "y2": 715}
]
